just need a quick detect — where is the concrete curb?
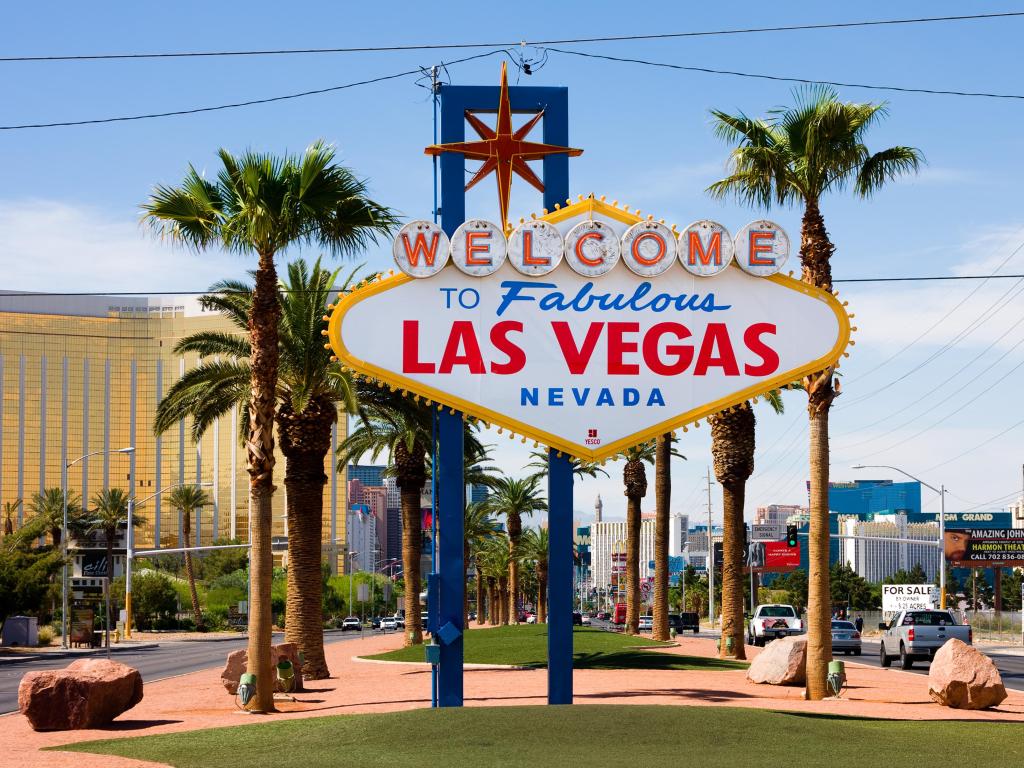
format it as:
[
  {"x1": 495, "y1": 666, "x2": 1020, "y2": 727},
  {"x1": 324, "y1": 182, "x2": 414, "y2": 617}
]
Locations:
[{"x1": 0, "y1": 643, "x2": 159, "y2": 664}]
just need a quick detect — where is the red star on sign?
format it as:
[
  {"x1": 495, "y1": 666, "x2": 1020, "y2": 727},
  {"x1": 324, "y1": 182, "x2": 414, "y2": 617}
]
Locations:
[{"x1": 424, "y1": 62, "x2": 583, "y2": 231}]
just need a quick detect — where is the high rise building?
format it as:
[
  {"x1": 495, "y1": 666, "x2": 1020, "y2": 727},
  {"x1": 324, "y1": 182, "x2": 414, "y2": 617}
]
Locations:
[
  {"x1": 839, "y1": 513, "x2": 940, "y2": 581},
  {"x1": 590, "y1": 515, "x2": 656, "y2": 597},
  {"x1": 594, "y1": 494, "x2": 603, "y2": 523},
  {"x1": 347, "y1": 464, "x2": 385, "y2": 488},
  {"x1": 0, "y1": 292, "x2": 347, "y2": 568},
  {"x1": 755, "y1": 504, "x2": 805, "y2": 527}
]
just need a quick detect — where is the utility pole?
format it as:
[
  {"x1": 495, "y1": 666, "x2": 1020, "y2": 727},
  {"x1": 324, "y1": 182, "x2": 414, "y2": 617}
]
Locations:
[{"x1": 706, "y1": 467, "x2": 714, "y2": 628}]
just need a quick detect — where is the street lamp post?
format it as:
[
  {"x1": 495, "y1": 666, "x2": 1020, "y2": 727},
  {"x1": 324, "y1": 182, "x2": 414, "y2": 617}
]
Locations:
[
  {"x1": 61, "y1": 446, "x2": 134, "y2": 649},
  {"x1": 124, "y1": 481, "x2": 213, "y2": 638},
  {"x1": 853, "y1": 464, "x2": 947, "y2": 608}
]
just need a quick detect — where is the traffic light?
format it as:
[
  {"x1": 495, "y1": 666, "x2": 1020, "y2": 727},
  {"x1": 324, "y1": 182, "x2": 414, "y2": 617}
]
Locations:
[{"x1": 786, "y1": 525, "x2": 799, "y2": 548}]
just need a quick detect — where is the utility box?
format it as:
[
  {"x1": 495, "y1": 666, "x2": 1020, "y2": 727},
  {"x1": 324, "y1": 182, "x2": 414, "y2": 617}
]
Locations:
[{"x1": 1, "y1": 616, "x2": 38, "y2": 647}]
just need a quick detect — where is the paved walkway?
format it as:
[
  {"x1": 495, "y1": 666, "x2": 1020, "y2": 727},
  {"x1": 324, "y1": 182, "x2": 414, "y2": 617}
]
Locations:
[{"x1": 5, "y1": 629, "x2": 1023, "y2": 768}]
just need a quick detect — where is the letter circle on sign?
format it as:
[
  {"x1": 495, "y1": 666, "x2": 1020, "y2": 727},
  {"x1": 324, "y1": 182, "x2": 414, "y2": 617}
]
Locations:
[
  {"x1": 564, "y1": 219, "x2": 620, "y2": 277},
  {"x1": 679, "y1": 220, "x2": 734, "y2": 277},
  {"x1": 621, "y1": 220, "x2": 676, "y2": 277},
  {"x1": 735, "y1": 219, "x2": 789, "y2": 277},
  {"x1": 508, "y1": 219, "x2": 563, "y2": 276},
  {"x1": 392, "y1": 220, "x2": 450, "y2": 278},
  {"x1": 451, "y1": 219, "x2": 507, "y2": 277}
]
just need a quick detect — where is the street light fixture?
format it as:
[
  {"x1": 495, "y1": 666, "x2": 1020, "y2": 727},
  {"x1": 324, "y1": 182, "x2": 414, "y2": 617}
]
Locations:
[
  {"x1": 124, "y1": 481, "x2": 214, "y2": 638},
  {"x1": 853, "y1": 464, "x2": 947, "y2": 608},
  {"x1": 61, "y1": 446, "x2": 134, "y2": 649}
]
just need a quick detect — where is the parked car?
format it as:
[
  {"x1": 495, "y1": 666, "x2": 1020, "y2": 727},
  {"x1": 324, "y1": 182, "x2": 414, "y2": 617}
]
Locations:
[
  {"x1": 380, "y1": 616, "x2": 398, "y2": 631},
  {"x1": 394, "y1": 614, "x2": 406, "y2": 628},
  {"x1": 747, "y1": 604, "x2": 804, "y2": 646},
  {"x1": 667, "y1": 612, "x2": 700, "y2": 633},
  {"x1": 581, "y1": 614, "x2": 592, "y2": 625},
  {"x1": 525, "y1": 613, "x2": 537, "y2": 624},
  {"x1": 572, "y1": 612, "x2": 583, "y2": 626},
  {"x1": 596, "y1": 611, "x2": 610, "y2": 621},
  {"x1": 831, "y1": 620, "x2": 862, "y2": 656},
  {"x1": 370, "y1": 616, "x2": 382, "y2": 629},
  {"x1": 341, "y1": 616, "x2": 362, "y2": 631},
  {"x1": 638, "y1": 615, "x2": 653, "y2": 631},
  {"x1": 879, "y1": 610, "x2": 972, "y2": 669}
]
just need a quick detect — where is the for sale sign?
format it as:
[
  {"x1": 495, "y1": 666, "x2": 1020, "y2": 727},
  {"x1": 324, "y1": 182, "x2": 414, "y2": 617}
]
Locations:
[
  {"x1": 882, "y1": 584, "x2": 939, "y2": 613},
  {"x1": 328, "y1": 198, "x2": 851, "y2": 460}
]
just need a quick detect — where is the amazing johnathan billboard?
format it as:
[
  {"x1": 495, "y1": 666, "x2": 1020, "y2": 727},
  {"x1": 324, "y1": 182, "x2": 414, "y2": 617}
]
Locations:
[{"x1": 944, "y1": 528, "x2": 1024, "y2": 567}]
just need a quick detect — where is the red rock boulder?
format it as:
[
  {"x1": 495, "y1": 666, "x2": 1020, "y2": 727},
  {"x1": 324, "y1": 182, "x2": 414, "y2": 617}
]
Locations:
[
  {"x1": 746, "y1": 636, "x2": 807, "y2": 686},
  {"x1": 19, "y1": 659, "x2": 143, "y2": 730},
  {"x1": 928, "y1": 638, "x2": 1006, "y2": 710},
  {"x1": 221, "y1": 642, "x2": 304, "y2": 695}
]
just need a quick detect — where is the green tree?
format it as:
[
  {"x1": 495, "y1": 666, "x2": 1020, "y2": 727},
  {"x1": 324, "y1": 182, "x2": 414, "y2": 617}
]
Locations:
[
  {"x1": 525, "y1": 450, "x2": 609, "y2": 483},
  {"x1": 477, "y1": 534, "x2": 512, "y2": 625},
  {"x1": 144, "y1": 141, "x2": 396, "y2": 710},
  {"x1": 86, "y1": 489, "x2": 139, "y2": 583},
  {"x1": 0, "y1": 517, "x2": 63, "y2": 625},
  {"x1": 199, "y1": 538, "x2": 249, "y2": 581},
  {"x1": 708, "y1": 87, "x2": 922, "y2": 698},
  {"x1": 155, "y1": 258, "x2": 363, "y2": 678},
  {"x1": 125, "y1": 571, "x2": 179, "y2": 630},
  {"x1": 3, "y1": 498, "x2": 21, "y2": 539},
  {"x1": 622, "y1": 441, "x2": 655, "y2": 634},
  {"x1": 484, "y1": 477, "x2": 547, "y2": 623},
  {"x1": 27, "y1": 488, "x2": 83, "y2": 547},
  {"x1": 166, "y1": 485, "x2": 211, "y2": 629},
  {"x1": 521, "y1": 527, "x2": 550, "y2": 622},
  {"x1": 464, "y1": 500, "x2": 500, "y2": 625}
]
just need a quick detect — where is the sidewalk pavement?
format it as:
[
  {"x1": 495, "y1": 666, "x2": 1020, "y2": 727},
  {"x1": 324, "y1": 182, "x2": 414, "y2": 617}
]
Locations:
[{"x1": 5, "y1": 629, "x2": 1023, "y2": 768}]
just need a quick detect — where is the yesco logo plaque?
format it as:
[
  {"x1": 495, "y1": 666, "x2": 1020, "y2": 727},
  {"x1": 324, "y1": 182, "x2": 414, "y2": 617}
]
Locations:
[{"x1": 327, "y1": 197, "x2": 851, "y2": 460}]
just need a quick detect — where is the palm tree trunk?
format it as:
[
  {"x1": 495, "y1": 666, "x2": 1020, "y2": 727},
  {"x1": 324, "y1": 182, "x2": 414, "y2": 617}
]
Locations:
[
  {"x1": 800, "y1": 197, "x2": 836, "y2": 701},
  {"x1": 475, "y1": 556, "x2": 485, "y2": 625},
  {"x1": 653, "y1": 434, "x2": 671, "y2": 641},
  {"x1": 537, "y1": 565, "x2": 548, "y2": 623},
  {"x1": 507, "y1": 514, "x2": 521, "y2": 623},
  {"x1": 245, "y1": 249, "x2": 281, "y2": 713},
  {"x1": 625, "y1": 494, "x2": 641, "y2": 634},
  {"x1": 487, "y1": 577, "x2": 497, "y2": 625},
  {"x1": 278, "y1": 397, "x2": 334, "y2": 680},
  {"x1": 498, "y1": 577, "x2": 509, "y2": 625},
  {"x1": 181, "y1": 512, "x2": 203, "y2": 629},
  {"x1": 720, "y1": 479, "x2": 746, "y2": 660}
]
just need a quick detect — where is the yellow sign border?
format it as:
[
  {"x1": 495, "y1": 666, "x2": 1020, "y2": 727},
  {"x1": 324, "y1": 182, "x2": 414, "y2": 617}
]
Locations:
[{"x1": 328, "y1": 201, "x2": 851, "y2": 461}]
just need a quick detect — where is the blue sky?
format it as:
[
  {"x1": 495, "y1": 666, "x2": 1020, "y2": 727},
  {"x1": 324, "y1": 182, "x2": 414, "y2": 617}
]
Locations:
[{"x1": 3, "y1": 2, "x2": 1023, "y2": 524}]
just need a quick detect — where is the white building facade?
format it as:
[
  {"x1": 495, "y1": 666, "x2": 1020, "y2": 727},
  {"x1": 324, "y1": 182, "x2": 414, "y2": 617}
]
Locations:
[{"x1": 839, "y1": 513, "x2": 940, "y2": 582}]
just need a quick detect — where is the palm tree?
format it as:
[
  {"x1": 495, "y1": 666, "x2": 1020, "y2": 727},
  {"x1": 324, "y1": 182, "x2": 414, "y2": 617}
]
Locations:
[
  {"x1": 484, "y1": 477, "x2": 547, "y2": 623},
  {"x1": 622, "y1": 442, "x2": 655, "y2": 635},
  {"x1": 87, "y1": 489, "x2": 139, "y2": 584},
  {"x1": 155, "y1": 258, "x2": 360, "y2": 678},
  {"x1": 525, "y1": 450, "x2": 609, "y2": 483},
  {"x1": 28, "y1": 488, "x2": 82, "y2": 547},
  {"x1": 464, "y1": 500, "x2": 500, "y2": 626},
  {"x1": 340, "y1": 392, "x2": 433, "y2": 645},
  {"x1": 653, "y1": 434, "x2": 685, "y2": 641},
  {"x1": 144, "y1": 141, "x2": 396, "y2": 710},
  {"x1": 2, "y1": 499, "x2": 19, "y2": 538},
  {"x1": 167, "y1": 485, "x2": 211, "y2": 630},
  {"x1": 521, "y1": 527, "x2": 550, "y2": 622},
  {"x1": 478, "y1": 534, "x2": 512, "y2": 625},
  {"x1": 708, "y1": 87, "x2": 921, "y2": 696}
]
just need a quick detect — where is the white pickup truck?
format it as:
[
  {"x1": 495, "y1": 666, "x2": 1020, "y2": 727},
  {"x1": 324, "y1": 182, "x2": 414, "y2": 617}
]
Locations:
[
  {"x1": 878, "y1": 610, "x2": 972, "y2": 670},
  {"x1": 747, "y1": 604, "x2": 804, "y2": 646}
]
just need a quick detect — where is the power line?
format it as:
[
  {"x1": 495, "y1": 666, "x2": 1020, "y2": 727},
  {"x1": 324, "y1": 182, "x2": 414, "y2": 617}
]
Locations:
[
  {"x1": 5, "y1": 13, "x2": 1022, "y2": 62},
  {"x1": 544, "y1": 47, "x2": 1024, "y2": 100},
  {"x1": 923, "y1": 415, "x2": 1024, "y2": 473},
  {"x1": 0, "y1": 50, "x2": 507, "y2": 130},
  {"x1": 834, "y1": 273, "x2": 1024, "y2": 283}
]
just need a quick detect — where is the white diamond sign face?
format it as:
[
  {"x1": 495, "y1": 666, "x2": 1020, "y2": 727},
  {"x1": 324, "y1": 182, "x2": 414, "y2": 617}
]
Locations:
[{"x1": 329, "y1": 200, "x2": 850, "y2": 460}]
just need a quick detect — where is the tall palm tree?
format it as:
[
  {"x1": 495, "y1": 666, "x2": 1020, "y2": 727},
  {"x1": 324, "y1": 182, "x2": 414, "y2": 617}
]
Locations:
[
  {"x1": 710, "y1": 392, "x2": 785, "y2": 660},
  {"x1": 622, "y1": 442, "x2": 656, "y2": 635},
  {"x1": 521, "y1": 527, "x2": 550, "y2": 622},
  {"x1": 2, "y1": 499, "x2": 19, "y2": 538},
  {"x1": 708, "y1": 87, "x2": 921, "y2": 696},
  {"x1": 484, "y1": 477, "x2": 547, "y2": 623},
  {"x1": 155, "y1": 259, "x2": 360, "y2": 678},
  {"x1": 653, "y1": 434, "x2": 685, "y2": 641},
  {"x1": 144, "y1": 141, "x2": 396, "y2": 710},
  {"x1": 525, "y1": 450, "x2": 609, "y2": 483},
  {"x1": 478, "y1": 534, "x2": 512, "y2": 625},
  {"x1": 464, "y1": 500, "x2": 501, "y2": 626},
  {"x1": 87, "y1": 489, "x2": 139, "y2": 583},
  {"x1": 167, "y1": 485, "x2": 211, "y2": 630},
  {"x1": 28, "y1": 488, "x2": 82, "y2": 547},
  {"x1": 340, "y1": 392, "x2": 432, "y2": 645}
]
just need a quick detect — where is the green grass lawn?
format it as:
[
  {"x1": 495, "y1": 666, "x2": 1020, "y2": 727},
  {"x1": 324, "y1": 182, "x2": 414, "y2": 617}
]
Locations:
[
  {"x1": 364, "y1": 625, "x2": 744, "y2": 670},
  {"x1": 61, "y1": 705, "x2": 1024, "y2": 768}
]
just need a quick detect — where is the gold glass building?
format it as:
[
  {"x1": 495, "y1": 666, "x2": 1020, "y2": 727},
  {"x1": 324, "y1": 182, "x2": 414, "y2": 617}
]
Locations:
[{"x1": 0, "y1": 292, "x2": 346, "y2": 567}]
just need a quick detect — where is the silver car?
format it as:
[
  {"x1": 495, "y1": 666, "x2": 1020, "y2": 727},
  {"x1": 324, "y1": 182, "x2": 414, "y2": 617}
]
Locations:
[{"x1": 831, "y1": 620, "x2": 862, "y2": 656}]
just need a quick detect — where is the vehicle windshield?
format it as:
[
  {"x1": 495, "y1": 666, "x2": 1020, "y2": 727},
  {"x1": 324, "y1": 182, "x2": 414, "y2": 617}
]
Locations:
[
  {"x1": 831, "y1": 621, "x2": 856, "y2": 630},
  {"x1": 759, "y1": 606, "x2": 796, "y2": 617},
  {"x1": 901, "y1": 611, "x2": 956, "y2": 626}
]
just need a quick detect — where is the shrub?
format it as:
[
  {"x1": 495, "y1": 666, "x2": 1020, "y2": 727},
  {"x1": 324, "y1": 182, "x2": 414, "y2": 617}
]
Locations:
[{"x1": 36, "y1": 626, "x2": 54, "y2": 646}]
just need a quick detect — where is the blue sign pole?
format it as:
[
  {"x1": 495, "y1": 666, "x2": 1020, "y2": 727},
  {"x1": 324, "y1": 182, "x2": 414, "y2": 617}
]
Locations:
[
  {"x1": 436, "y1": 408, "x2": 464, "y2": 707},
  {"x1": 547, "y1": 449, "x2": 574, "y2": 704}
]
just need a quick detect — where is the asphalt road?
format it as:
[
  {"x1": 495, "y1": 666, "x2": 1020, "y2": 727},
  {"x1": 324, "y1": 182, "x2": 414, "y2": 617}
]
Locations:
[{"x1": 0, "y1": 629, "x2": 372, "y2": 714}]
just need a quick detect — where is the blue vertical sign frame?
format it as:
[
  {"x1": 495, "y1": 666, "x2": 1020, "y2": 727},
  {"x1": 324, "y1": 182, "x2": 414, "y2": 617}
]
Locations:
[{"x1": 435, "y1": 79, "x2": 573, "y2": 708}]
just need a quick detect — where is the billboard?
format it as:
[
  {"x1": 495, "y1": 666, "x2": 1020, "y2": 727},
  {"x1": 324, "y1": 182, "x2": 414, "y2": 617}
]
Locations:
[
  {"x1": 327, "y1": 198, "x2": 851, "y2": 461},
  {"x1": 746, "y1": 541, "x2": 801, "y2": 572},
  {"x1": 882, "y1": 584, "x2": 939, "y2": 613},
  {"x1": 944, "y1": 528, "x2": 1024, "y2": 567}
]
